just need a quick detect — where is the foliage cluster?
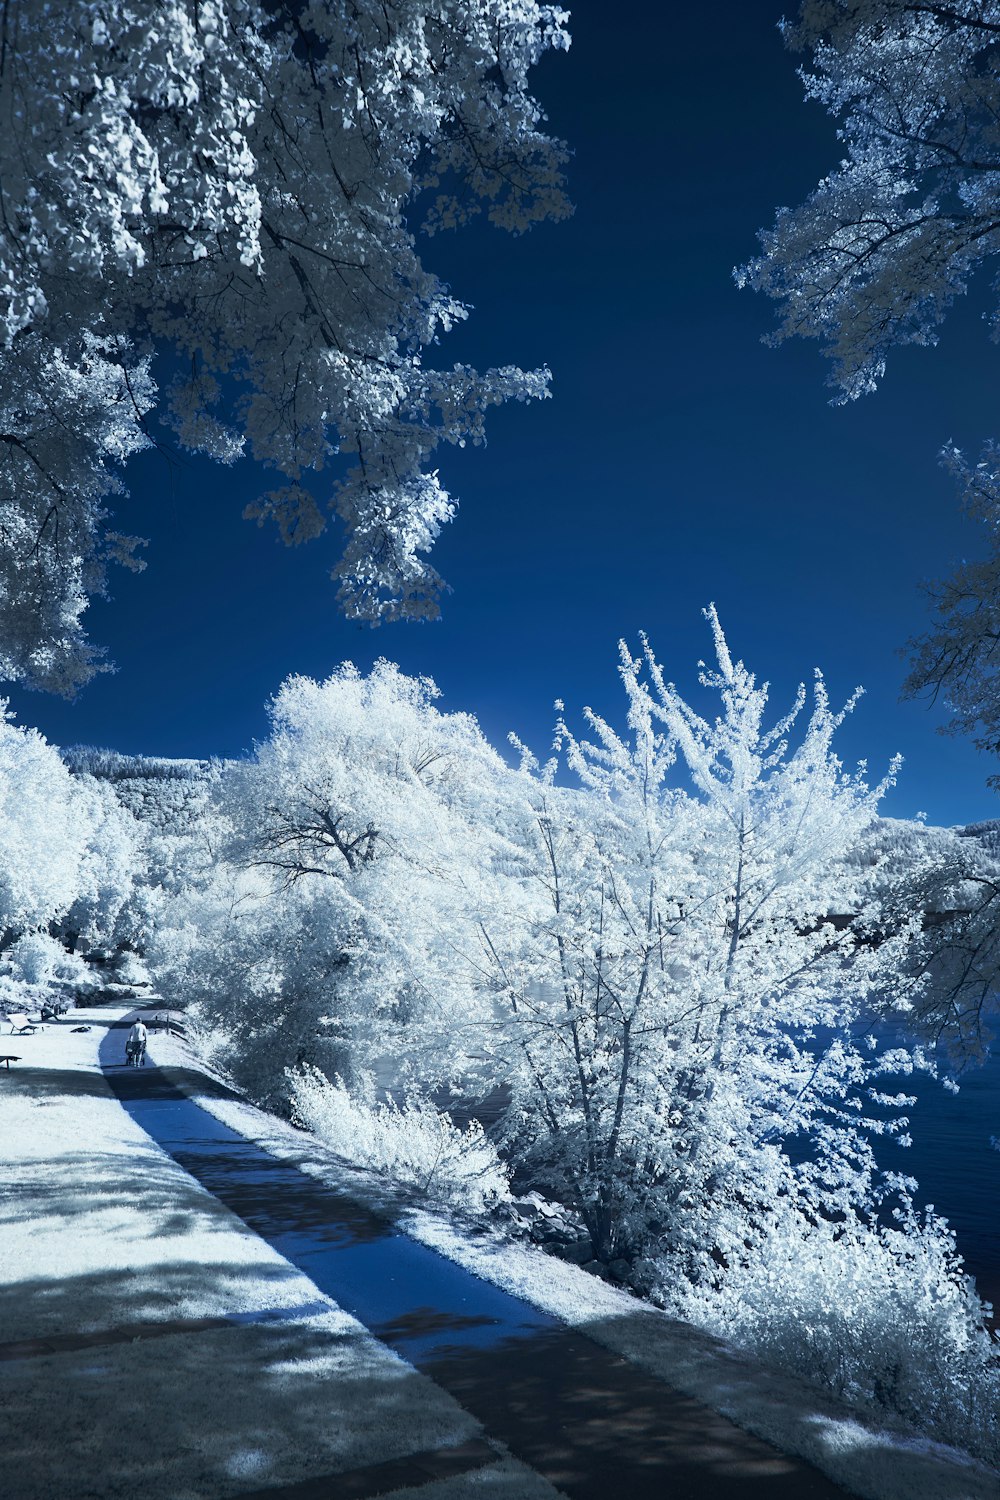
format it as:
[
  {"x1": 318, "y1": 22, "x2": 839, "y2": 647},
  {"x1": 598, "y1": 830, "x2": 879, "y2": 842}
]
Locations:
[
  {"x1": 742, "y1": 1, "x2": 1000, "y2": 787},
  {"x1": 667, "y1": 1206, "x2": 999, "y2": 1462},
  {"x1": 288, "y1": 1063, "x2": 511, "y2": 1213},
  {"x1": 0, "y1": 706, "x2": 140, "y2": 956},
  {"x1": 0, "y1": 0, "x2": 570, "y2": 694}
]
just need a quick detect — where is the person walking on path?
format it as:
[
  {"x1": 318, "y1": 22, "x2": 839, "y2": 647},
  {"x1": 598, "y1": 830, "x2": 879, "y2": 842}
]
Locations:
[{"x1": 125, "y1": 1020, "x2": 147, "y2": 1068}]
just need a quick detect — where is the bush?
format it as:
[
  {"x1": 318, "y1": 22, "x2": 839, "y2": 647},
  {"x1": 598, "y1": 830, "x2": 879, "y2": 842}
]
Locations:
[
  {"x1": 7, "y1": 932, "x2": 93, "y2": 993},
  {"x1": 652, "y1": 1207, "x2": 1000, "y2": 1466},
  {"x1": 113, "y1": 950, "x2": 151, "y2": 989},
  {"x1": 287, "y1": 1065, "x2": 510, "y2": 1214}
]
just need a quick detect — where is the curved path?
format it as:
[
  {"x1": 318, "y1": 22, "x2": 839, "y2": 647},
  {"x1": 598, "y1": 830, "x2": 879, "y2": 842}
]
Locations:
[{"x1": 99, "y1": 1020, "x2": 847, "y2": 1499}]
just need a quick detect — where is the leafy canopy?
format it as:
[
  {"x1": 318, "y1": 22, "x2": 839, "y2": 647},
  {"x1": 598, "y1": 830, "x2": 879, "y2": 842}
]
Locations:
[
  {"x1": 0, "y1": 1, "x2": 570, "y2": 694},
  {"x1": 738, "y1": 1, "x2": 1000, "y2": 402},
  {"x1": 738, "y1": 2, "x2": 1000, "y2": 781}
]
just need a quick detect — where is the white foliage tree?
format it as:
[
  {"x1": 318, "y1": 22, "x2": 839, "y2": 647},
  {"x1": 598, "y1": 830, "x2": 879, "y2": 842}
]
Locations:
[
  {"x1": 51, "y1": 749, "x2": 219, "y2": 961},
  {"x1": 847, "y1": 807, "x2": 1000, "y2": 1068},
  {"x1": 0, "y1": 708, "x2": 104, "y2": 938},
  {"x1": 0, "y1": 334, "x2": 156, "y2": 696},
  {"x1": 738, "y1": 3, "x2": 1000, "y2": 776},
  {"x1": 151, "y1": 660, "x2": 501, "y2": 1102},
  {"x1": 155, "y1": 865, "x2": 355, "y2": 1102},
  {"x1": 901, "y1": 445, "x2": 1000, "y2": 785},
  {"x1": 464, "y1": 613, "x2": 999, "y2": 1458},
  {"x1": 737, "y1": 1, "x2": 1000, "y2": 403},
  {"x1": 0, "y1": 0, "x2": 571, "y2": 693},
  {"x1": 472, "y1": 610, "x2": 926, "y2": 1274},
  {"x1": 61, "y1": 775, "x2": 143, "y2": 954}
]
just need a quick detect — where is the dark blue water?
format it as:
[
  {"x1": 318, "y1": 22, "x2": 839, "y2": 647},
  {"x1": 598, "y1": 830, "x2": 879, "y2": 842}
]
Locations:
[{"x1": 879, "y1": 1048, "x2": 1000, "y2": 1313}]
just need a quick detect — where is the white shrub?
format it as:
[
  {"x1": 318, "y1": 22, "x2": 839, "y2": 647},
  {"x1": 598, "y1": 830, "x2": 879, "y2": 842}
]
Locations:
[
  {"x1": 0, "y1": 711, "x2": 96, "y2": 933},
  {"x1": 8, "y1": 931, "x2": 92, "y2": 993},
  {"x1": 113, "y1": 950, "x2": 151, "y2": 989},
  {"x1": 288, "y1": 1065, "x2": 510, "y2": 1214},
  {"x1": 654, "y1": 1208, "x2": 1000, "y2": 1467}
]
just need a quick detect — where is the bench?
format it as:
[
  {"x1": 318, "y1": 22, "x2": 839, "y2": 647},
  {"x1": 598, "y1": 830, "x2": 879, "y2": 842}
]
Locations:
[
  {"x1": 148, "y1": 1013, "x2": 185, "y2": 1036},
  {"x1": 0, "y1": 1054, "x2": 20, "y2": 1069},
  {"x1": 5, "y1": 1013, "x2": 40, "y2": 1035}
]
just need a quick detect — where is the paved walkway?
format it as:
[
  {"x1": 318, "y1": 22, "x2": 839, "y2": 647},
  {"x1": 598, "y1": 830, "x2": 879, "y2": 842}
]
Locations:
[{"x1": 99, "y1": 1019, "x2": 847, "y2": 1499}]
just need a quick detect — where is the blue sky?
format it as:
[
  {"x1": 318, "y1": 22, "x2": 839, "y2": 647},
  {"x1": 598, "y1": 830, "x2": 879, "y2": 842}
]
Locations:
[{"x1": 10, "y1": 0, "x2": 1000, "y2": 826}]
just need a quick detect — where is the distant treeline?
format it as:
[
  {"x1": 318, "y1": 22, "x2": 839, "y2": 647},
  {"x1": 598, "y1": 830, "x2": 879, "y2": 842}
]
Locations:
[{"x1": 60, "y1": 746, "x2": 212, "y2": 783}]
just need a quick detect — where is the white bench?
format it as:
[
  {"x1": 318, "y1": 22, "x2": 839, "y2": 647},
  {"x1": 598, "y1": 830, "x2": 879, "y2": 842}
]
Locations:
[{"x1": 5, "y1": 1012, "x2": 40, "y2": 1035}]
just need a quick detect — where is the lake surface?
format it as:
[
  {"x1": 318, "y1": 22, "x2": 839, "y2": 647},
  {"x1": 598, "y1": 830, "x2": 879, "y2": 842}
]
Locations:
[{"x1": 878, "y1": 1045, "x2": 1000, "y2": 1315}]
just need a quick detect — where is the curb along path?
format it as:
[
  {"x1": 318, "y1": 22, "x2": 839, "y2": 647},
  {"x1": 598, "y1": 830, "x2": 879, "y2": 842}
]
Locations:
[{"x1": 99, "y1": 1023, "x2": 847, "y2": 1500}]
